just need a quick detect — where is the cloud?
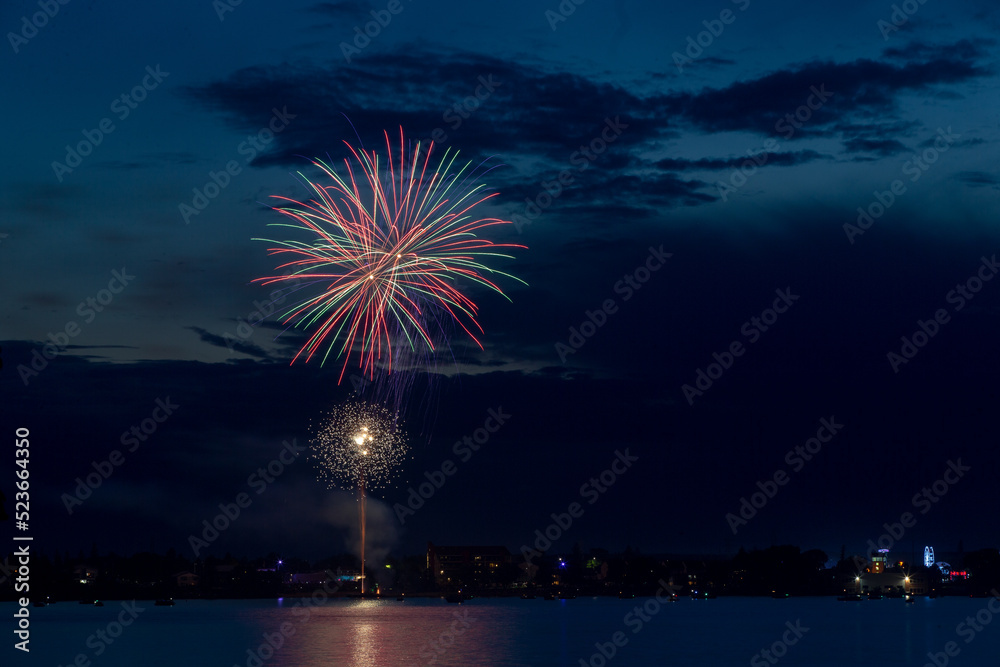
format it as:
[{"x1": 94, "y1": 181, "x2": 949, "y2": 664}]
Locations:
[
  {"x1": 664, "y1": 51, "x2": 987, "y2": 143},
  {"x1": 656, "y1": 150, "x2": 832, "y2": 171},
  {"x1": 20, "y1": 292, "x2": 75, "y2": 309},
  {"x1": 3, "y1": 183, "x2": 88, "y2": 220},
  {"x1": 954, "y1": 171, "x2": 1000, "y2": 189},
  {"x1": 178, "y1": 50, "x2": 719, "y2": 215},
  {"x1": 881, "y1": 38, "x2": 995, "y2": 63},
  {"x1": 188, "y1": 326, "x2": 273, "y2": 359},
  {"x1": 842, "y1": 137, "x2": 909, "y2": 157},
  {"x1": 179, "y1": 39, "x2": 987, "y2": 195},
  {"x1": 304, "y1": 1, "x2": 373, "y2": 21},
  {"x1": 95, "y1": 152, "x2": 202, "y2": 171},
  {"x1": 179, "y1": 51, "x2": 663, "y2": 169}
]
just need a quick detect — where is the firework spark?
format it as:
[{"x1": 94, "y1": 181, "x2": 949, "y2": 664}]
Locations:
[
  {"x1": 254, "y1": 127, "x2": 526, "y2": 382},
  {"x1": 312, "y1": 399, "x2": 409, "y2": 492}
]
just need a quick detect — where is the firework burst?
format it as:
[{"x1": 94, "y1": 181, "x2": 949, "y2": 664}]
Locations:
[
  {"x1": 311, "y1": 399, "x2": 409, "y2": 492},
  {"x1": 254, "y1": 127, "x2": 526, "y2": 383}
]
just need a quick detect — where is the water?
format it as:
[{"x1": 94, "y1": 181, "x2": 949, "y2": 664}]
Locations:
[{"x1": 13, "y1": 595, "x2": 1000, "y2": 666}]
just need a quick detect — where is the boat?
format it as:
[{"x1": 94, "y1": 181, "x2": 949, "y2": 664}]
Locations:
[
  {"x1": 519, "y1": 592, "x2": 536, "y2": 599},
  {"x1": 154, "y1": 598, "x2": 175, "y2": 606},
  {"x1": 543, "y1": 592, "x2": 557, "y2": 600},
  {"x1": 445, "y1": 593, "x2": 465, "y2": 603},
  {"x1": 837, "y1": 594, "x2": 864, "y2": 601},
  {"x1": 94, "y1": 600, "x2": 104, "y2": 607}
]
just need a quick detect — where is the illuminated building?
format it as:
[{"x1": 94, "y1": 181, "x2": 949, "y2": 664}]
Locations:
[
  {"x1": 427, "y1": 542, "x2": 511, "y2": 587},
  {"x1": 870, "y1": 548, "x2": 888, "y2": 573},
  {"x1": 858, "y1": 548, "x2": 909, "y2": 595}
]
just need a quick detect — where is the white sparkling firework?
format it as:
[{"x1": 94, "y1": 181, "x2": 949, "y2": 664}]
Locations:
[{"x1": 311, "y1": 399, "x2": 408, "y2": 491}]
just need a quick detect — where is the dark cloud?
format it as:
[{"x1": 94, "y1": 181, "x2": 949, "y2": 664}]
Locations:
[
  {"x1": 179, "y1": 40, "x2": 987, "y2": 209},
  {"x1": 665, "y1": 53, "x2": 986, "y2": 143},
  {"x1": 178, "y1": 51, "x2": 658, "y2": 171},
  {"x1": 842, "y1": 137, "x2": 909, "y2": 156},
  {"x1": 954, "y1": 171, "x2": 1000, "y2": 188},
  {"x1": 95, "y1": 152, "x2": 202, "y2": 170},
  {"x1": 188, "y1": 326, "x2": 273, "y2": 359},
  {"x1": 304, "y1": 1, "x2": 374, "y2": 21},
  {"x1": 178, "y1": 51, "x2": 718, "y2": 215},
  {"x1": 920, "y1": 136, "x2": 987, "y2": 150},
  {"x1": 20, "y1": 292, "x2": 74, "y2": 309},
  {"x1": 4, "y1": 183, "x2": 88, "y2": 219},
  {"x1": 881, "y1": 38, "x2": 995, "y2": 63},
  {"x1": 694, "y1": 56, "x2": 737, "y2": 68},
  {"x1": 601, "y1": 173, "x2": 716, "y2": 207},
  {"x1": 656, "y1": 150, "x2": 832, "y2": 171}
]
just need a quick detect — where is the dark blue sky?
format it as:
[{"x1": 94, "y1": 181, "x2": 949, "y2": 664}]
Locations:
[{"x1": 2, "y1": 0, "x2": 998, "y2": 565}]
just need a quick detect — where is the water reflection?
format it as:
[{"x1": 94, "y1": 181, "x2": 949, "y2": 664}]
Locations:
[
  {"x1": 21, "y1": 596, "x2": 1000, "y2": 667},
  {"x1": 282, "y1": 598, "x2": 518, "y2": 667}
]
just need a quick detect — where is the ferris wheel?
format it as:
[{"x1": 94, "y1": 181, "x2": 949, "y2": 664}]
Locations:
[{"x1": 924, "y1": 546, "x2": 935, "y2": 568}]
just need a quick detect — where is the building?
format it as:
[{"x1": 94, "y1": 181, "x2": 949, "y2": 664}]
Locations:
[
  {"x1": 870, "y1": 549, "x2": 889, "y2": 574},
  {"x1": 72, "y1": 564, "x2": 98, "y2": 584},
  {"x1": 173, "y1": 571, "x2": 199, "y2": 587},
  {"x1": 857, "y1": 548, "x2": 913, "y2": 595},
  {"x1": 427, "y1": 542, "x2": 511, "y2": 587},
  {"x1": 836, "y1": 572, "x2": 861, "y2": 594},
  {"x1": 905, "y1": 570, "x2": 932, "y2": 595}
]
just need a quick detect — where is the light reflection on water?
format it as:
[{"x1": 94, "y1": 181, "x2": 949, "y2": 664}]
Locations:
[
  {"x1": 273, "y1": 599, "x2": 520, "y2": 666},
  {"x1": 17, "y1": 595, "x2": 1000, "y2": 667}
]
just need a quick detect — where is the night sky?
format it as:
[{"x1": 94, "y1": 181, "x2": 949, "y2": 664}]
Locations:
[{"x1": 2, "y1": 0, "x2": 998, "y2": 566}]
